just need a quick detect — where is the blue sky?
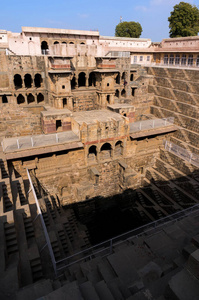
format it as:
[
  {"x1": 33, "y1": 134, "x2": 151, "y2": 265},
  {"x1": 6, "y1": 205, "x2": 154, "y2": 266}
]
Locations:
[{"x1": 0, "y1": 0, "x2": 198, "y2": 41}]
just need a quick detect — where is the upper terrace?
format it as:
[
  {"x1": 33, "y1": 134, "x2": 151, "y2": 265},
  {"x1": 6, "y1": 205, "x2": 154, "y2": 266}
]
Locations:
[
  {"x1": 1, "y1": 106, "x2": 178, "y2": 161},
  {"x1": 22, "y1": 27, "x2": 99, "y2": 37},
  {"x1": 157, "y1": 36, "x2": 199, "y2": 52}
]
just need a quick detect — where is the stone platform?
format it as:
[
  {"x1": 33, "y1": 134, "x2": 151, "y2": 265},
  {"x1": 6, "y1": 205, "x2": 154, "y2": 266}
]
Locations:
[
  {"x1": 2, "y1": 131, "x2": 82, "y2": 159},
  {"x1": 73, "y1": 109, "x2": 124, "y2": 125}
]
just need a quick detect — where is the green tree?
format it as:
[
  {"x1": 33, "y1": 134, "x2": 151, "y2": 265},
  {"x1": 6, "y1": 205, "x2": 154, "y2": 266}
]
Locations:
[
  {"x1": 168, "y1": 2, "x2": 199, "y2": 37},
  {"x1": 115, "y1": 21, "x2": 142, "y2": 38}
]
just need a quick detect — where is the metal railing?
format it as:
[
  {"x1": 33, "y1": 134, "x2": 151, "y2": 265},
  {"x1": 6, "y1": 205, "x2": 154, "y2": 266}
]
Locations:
[
  {"x1": 164, "y1": 140, "x2": 199, "y2": 168},
  {"x1": 26, "y1": 169, "x2": 57, "y2": 276},
  {"x1": 41, "y1": 49, "x2": 50, "y2": 55},
  {"x1": 55, "y1": 202, "x2": 199, "y2": 273},
  {"x1": 130, "y1": 117, "x2": 174, "y2": 133},
  {"x1": 1, "y1": 131, "x2": 79, "y2": 153},
  {"x1": 27, "y1": 163, "x2": 199, "y2": 275},
  {"x1": 106, "y1": 51, "x2": 130, "y2": 57}
]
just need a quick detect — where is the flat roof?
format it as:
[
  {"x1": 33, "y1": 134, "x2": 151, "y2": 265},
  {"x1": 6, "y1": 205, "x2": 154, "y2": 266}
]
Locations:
[
  {"x1": 162, "y1": 36, "x2": 199, "y2": 42},
  {"x1": 108, "y1": 104, "x2": 134, "y2": 109},
  {"x1": 100, "y1": 36, "x2": 151, "y2": 42},
  {"x1": 73, "y1": 109, "x2": 124, "y2": 125},
  {"x1": 22, "y1": 27, "x2": 99, "y2": 36}
]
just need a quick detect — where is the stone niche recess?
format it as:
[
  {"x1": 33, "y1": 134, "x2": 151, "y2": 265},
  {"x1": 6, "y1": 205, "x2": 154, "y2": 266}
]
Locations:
[{"x1": 41, "y1": 109, "x2": 72, "y2": 134}]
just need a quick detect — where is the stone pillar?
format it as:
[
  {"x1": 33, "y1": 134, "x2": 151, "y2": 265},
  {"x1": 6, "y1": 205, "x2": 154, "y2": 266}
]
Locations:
[
  {"x1": 86, "y1": 76, "x2": 89, "y2": 88},
  {"x1": 110, "y1": 94, "x2": 114, "y2": 105},
  {"x1": 54, "y1": 97, "x2": 62, "y2": 109},
  {"x1": 122, "y1": 138, "x2": 127, "y2": 157},
  {"x1": 85, "y1": 145, "x2": 88, "y2": 166},
  {"x1": 112, "y1": 144, "x2": 115, "y2": 159},
  {"x1": 101, "y1": 94, "x2": 106, "y2": 108},
  {"x1": 25, "y1": 94, "x2": 28, "y2": 105},
  {"x1": 179, "y1": 54, "x2": 182, "y2": 66},
  {"x1": 96, "y1": 93, "x2": 100, "y2": 107},
  {"x1": 74, "y1": 76, "x2": 78, "y2": 89},
  {"x1": 96, "y1": 144, "x2": 100, "y2": 162},
  {"x1": 67, "y1": 97, "x2": 73, "y2": 110},
  {"x1": 10, "y1": 95, "x2": 16, "y2": 105}
]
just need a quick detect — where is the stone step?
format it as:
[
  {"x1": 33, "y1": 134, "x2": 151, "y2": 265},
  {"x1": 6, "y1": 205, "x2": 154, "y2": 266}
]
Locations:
[
  {"x1": 4, "y1": 223, "x2": 18, "y2": 255},
  {"x1": 6, "y1": 233, "x2": 17, "y2": 241},
  {"x1": 107, "y1": 278, "x2": 127, "y2": 300},
  {"x1": 86, "y1": 268, "x2": 102, "y2": 284},
  {"x1": 80, "y1": 257, "x2": 102, "y2": 278},
  {"x1": 41, "y1": 281, "x2": 83, "y2": 300},
  {"x1": 0, "y1": 160, "x2": 9, "y2": 178},
  {"x1": 17, "y1": 182, "x2": 27, "y2": 205},
  {"x1": 107, "y1": 250, "x2": 140, "y2": 287},
  {"x1": 97, "y1": 260, "x2": 116, "y2": 283},
  {"x1": 79, "y1": 281, "x2": 100, "y2": 300},
  {"x1": 151, "y1": 167, "x2": 198, "y2": 204},
  {"x1": 16, "y1": 279, "x2": 53, "y2": 300},
  {"x1": 57, "y1": 230, "x2": 69, "y2": 255},
  {"x1": 95, "y1": 280, "x2": 115, "y2": 300}
]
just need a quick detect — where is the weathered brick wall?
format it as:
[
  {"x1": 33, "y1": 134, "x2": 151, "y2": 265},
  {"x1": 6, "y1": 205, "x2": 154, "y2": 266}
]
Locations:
[
  {"x1": 72, "y1": 92, "x2": 97, "y2": 111},
  {"x1": 0, "y1": 104, "x2": 42, "y2": 140},
  {"x1": 146, "y1": 66, "x2": 199, "y2": 152},
  {"x1": 147, "y1": 67, "x2": 199, "y2": 81},
  {"x1": 0, "y1": 51, "x2": 9, "y2": 89},
  {"x1": 151, "y1": 105, "x2": 199, "y2": 133},
  {"x1": 11, "y1": 134, "x2": 167, "y2": 206},
  {"x1": 0, "y1": 53, "x2": 48, "y2": 106},
  {"x1": 153, "y1": 95, "x2": 198, "y2": 119}
]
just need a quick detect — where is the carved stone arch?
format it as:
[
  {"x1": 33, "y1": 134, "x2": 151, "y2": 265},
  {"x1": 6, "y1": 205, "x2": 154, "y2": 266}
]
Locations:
[
  {"x1": 78, "y1": 72, "x2": 86, "y2": 87},
  {"x1": 28, "y1": 41, "x2": 36, "y2": 55},
  {"x1": 24, "y1": 74, "x2": 32, "y2": 88},
  {"x1": 114, "y1": 140, "x2": 123, "y2": 156},
  {"x1": 100, "y1": 142, "x2": 112, "y2": 160}
]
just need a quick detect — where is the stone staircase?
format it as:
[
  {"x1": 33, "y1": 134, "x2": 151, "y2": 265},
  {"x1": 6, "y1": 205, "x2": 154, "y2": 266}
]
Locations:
[
  {"x1": 0, "y1": 159, "x2": 9, "y2": 179},
  {"x1": 14, "y1": 209, "x2": 199, "y2": 300},
  {"x1": 1, "y1": 182, "x2": 13, "y2": 212},
  {"x1": 29, "y1": 171, "x2": 92, "y2": 261},
  {"x1": 4, "y1": 222, "x2": 18, "y2": 256},
  {"x1": 17, "y1": 180, "x2": 28, "y2": 206}
]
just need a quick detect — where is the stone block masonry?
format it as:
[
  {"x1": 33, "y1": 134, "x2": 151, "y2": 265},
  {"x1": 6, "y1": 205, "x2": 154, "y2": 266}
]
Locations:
[{"x1": 1, "y1": 27, "x2": 199, "y2": 299}]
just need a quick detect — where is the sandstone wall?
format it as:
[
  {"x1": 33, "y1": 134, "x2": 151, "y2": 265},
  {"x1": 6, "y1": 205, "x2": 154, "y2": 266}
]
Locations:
[
  {"x1": 72, "y1": 91, "x2": 97, "y2": 111},
  {"x1": 11, "y1": 134, "x2": 166, "y2": 206},
  {"x1": 0, "y1": 50, "x2": 9, "y2": 90},
  {"x1": 0, "y1": 104, "x2": 42, "y2": 140},
  {"x1": 146, "y1": 66, "x2": 199, "y2": 152}
]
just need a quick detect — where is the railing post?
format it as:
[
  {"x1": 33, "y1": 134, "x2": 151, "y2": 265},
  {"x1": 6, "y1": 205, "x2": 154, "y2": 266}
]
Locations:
[
  {"x1": 152, "y1": 120, "x2": 155, "y2": 128},
  {"x1": 31, "y1": 137, "x2": 34, "y2": 147},
  {"x1": 17, "y1": 139, "x2": 20, "y2": 149},
  {"x1": 110, "y1": 239, "x2": 113, "y2": 254},
  {"x1": 164, "y1": 118, "x2": 167, "y2": 126},
  {"x1": 169, "y1": 142, "x2": 171, "y2": 152},
  {"x1": 56, "y1": 133, "x2": 59, "y2": 143}
]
